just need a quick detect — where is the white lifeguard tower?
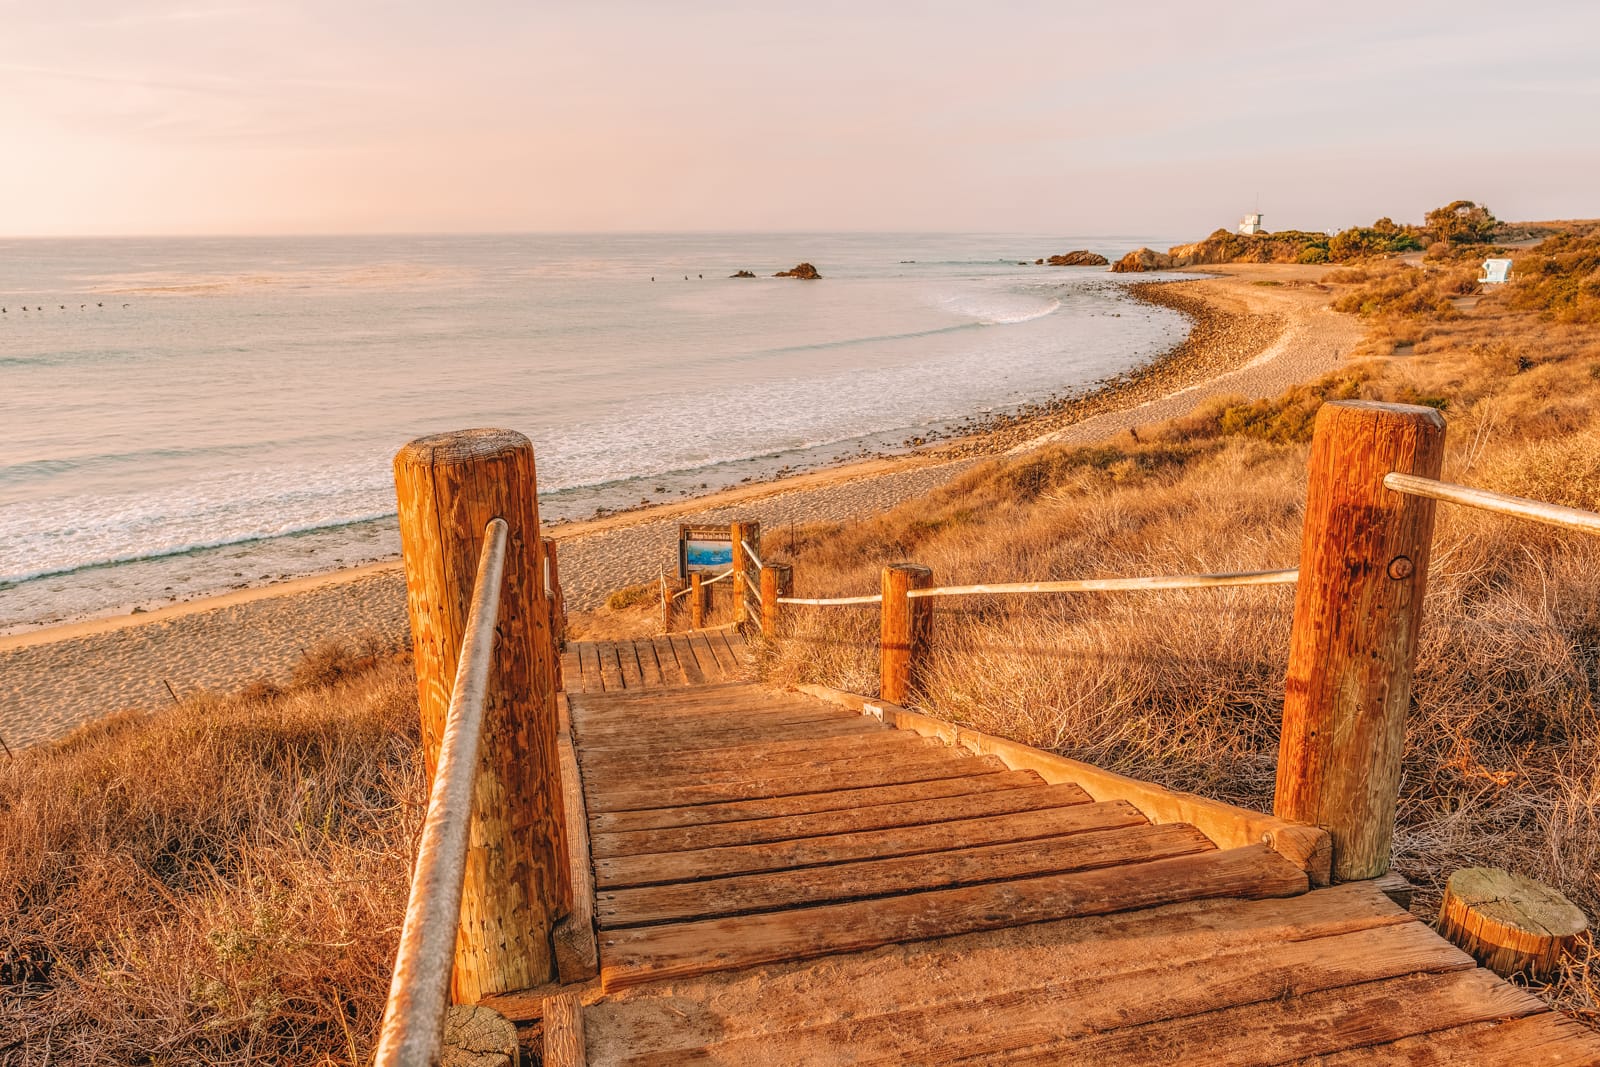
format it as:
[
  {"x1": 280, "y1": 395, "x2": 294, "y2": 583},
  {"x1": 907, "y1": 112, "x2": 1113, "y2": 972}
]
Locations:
[
  {"x1": 1479, "y1": 258, "x2": 1512, "y2": 284},
  {"x1": 1239, "y1": 212, "x2": 1264, "y2": 235}
]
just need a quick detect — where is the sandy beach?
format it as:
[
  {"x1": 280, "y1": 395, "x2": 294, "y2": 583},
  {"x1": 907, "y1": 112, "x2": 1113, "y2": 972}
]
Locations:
[{"x1": 0, "y1": 267, "x2": 1360, "y2": 751}]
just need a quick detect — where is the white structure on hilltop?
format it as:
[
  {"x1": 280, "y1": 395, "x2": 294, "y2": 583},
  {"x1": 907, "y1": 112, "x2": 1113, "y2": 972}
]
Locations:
[
  {"x1": 1479, "y1": 258, "x2": 1513, "y2": 284},
  {"x1": 1239, "y1": 213, "x2": 1264, "y2": 235}
]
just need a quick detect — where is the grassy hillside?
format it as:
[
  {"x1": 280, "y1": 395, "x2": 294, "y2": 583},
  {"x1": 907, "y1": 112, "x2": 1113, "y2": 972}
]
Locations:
[
  {"x1": 0, "y1": 643, "x2": 420, "y2": 1064},
  {"x1": 759, "y1": 232, "x2": 1600, "y2": 1022}
]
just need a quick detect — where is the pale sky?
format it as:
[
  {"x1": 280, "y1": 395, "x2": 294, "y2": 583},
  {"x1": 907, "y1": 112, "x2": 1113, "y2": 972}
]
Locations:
[{"x1": 1, "y1": 1, "x2": 1595, "y2": 236}]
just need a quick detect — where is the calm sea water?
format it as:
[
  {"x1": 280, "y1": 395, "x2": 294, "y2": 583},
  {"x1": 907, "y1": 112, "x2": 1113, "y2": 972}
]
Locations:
[{"x1": 0, "y1": 233, "x2": 1186, "y2": 631}]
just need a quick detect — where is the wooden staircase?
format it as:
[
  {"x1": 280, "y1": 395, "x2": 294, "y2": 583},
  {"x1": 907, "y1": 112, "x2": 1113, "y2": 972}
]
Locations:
[{"x1": 535, "y1": 635, "x2": 1600, "y2": 1065}]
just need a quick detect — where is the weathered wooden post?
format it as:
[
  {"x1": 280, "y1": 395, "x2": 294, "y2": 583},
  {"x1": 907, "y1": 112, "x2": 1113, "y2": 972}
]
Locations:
[
  {"x1": 393, "y1": 429, "x2": 572, "y2": 1001},
  {"x1": 689, "y1": 572, "x2": 705, "y2": 629},
  {"x1": 730, "y1": 521, "x2": 751, "y2": 625},
  {"x1": 880, "y1": 563, "x2": 933, "y2": 705},
  {"x1": 543, "y1": 539, "x2": 565, "y2": 694},
  {"x1": 1275, "y1": 401, "x2": 1445, "y2": 881},
  {"x1": 761, "y1": 563, "x2": 792, "y2": 639}
]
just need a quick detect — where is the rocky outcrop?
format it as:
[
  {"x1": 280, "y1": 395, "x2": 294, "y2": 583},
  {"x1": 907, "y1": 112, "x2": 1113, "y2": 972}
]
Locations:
[
  {"x1": 729, "y1": 270, "x2": 756, "y2": 278},
  {"x1": 774, "y1": 262, "x2": 821, "y2": 279},
  {"x1": 1111, "y1": 248, "x2": 1180, "y2": 273},
  {"x1": 1047, "y1": 250, "x2": 1109, "y2": 267}
]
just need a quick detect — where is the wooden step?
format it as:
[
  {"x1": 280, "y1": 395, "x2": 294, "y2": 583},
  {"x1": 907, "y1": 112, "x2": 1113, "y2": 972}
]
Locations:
[
  {"x1": 587, "y1": 753, "x2": 1009, "y2": 814},
  {"x1": 595, "y1": 799, "x2": 1147, "y2": 887},
  {"x1": 588, "y1": 770, "x2": 1045, "y2": 835},
  {"x1": 590, "y1": 780, "x2": 1090, "y2": 858},
  {"x1": 583, "y1": 746, "x2": 982, "y2": 799},
  {"x1": 598, "y1": 821, "x2": 1214, "y2": 927},
  {"x1": 598, "y1": 844, "x2": 1308, "y2": 989}
]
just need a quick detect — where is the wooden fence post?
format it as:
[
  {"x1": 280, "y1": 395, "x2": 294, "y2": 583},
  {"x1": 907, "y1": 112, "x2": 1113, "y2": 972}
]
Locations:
[
  {"x1": 730, "y1": 522, "x2": 749, "y2": 625},
  {"x1": 880, "y1": 563, "x2": 933, "y2": 705},
  {"x1": 761, "y1": 563, "x2": 792, "y2": 639},
  {"x1": 1275, "y1": 401, "x2": 1445, "y2": 882},
  {"x1": 543, "y1": 539, "x2": 565, "y2": 694},
  {"x1": 689, "y1": 572, "x2": 705, "y2": 629},
  {"x1": 393, "y1": 429, "x2": 571, "y2": 1001}
]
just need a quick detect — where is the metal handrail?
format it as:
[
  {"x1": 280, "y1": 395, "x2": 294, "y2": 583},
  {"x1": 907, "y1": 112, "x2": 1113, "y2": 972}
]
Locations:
[
  {"x1": 1384, "y1": 473, "x2": 1600, "y2": 536},
  {"x1": 906, "y1": 568, "x2": 1300, "y2": 599},
  {"x1": 741, "y1": 539, "x2": 764, "y2": 571},
  {"x1": 374, "y1": 518, "x2": 509, "y2": 1067},
  {"x1": 777, "y1": 593, "x2": 885, "y2": 606}
]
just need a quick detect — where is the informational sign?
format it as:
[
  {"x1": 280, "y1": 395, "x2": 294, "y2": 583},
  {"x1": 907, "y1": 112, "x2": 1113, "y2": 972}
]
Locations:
[{"x1": 678, "y1": 524, "x2": 734, "y2": 578}]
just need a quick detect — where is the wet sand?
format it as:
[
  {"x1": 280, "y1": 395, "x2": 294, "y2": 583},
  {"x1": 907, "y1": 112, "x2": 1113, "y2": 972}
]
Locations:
[{"x1": 0, "y1": 267, "x2": 1361, "y2": 751}]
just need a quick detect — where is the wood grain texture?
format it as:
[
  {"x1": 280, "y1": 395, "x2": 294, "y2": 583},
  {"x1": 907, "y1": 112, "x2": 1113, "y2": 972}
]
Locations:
[
  {"x1": 594, "y1": 799, "x2": 1148, "y2": 888},
  {"x1": 1275, "y1": 401, "x2": 1445, "y2": 881},
  {"x1": 539, "y1": 990, "x2": 585, "y2": 1067},
  {"x1": 589, "y1": 780, "x2": 1089, "y2": 858},
  {"x1": 598, "y1": 822, "x2": 1213, "y2": 927},
  {"x1": 393, "y1": 428, "x2": 568, "y2": 999},
  {"x1": 1437, "y1": 866, "x2": 1588, "y2": 979},
  {"x1": 597, "y1": 844, "x2": 1307, "y2": 989},
  {"x1": 760, "y1": 563, "x2": 791, "y2": 639},
  {"x1": 879, "y1": 562, "x2": 932, "y2": 705},
  {"x1": 551, "y1": 733, "x2": 599, "y2": 983},
  {"x1": 586, "y1": 770, "x2": 1044, "y2": 834}
]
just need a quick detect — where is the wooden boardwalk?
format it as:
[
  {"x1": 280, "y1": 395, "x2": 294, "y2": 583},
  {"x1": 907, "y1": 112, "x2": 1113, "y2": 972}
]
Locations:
[{"x1": 541, "y1": 635, "x2": 1600, "y2": 1065}]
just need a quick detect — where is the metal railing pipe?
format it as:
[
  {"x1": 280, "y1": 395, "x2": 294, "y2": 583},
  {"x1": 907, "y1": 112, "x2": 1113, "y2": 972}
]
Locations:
[{"x1": 374, "y1": 518, "x2": 508, "y2": 1067}]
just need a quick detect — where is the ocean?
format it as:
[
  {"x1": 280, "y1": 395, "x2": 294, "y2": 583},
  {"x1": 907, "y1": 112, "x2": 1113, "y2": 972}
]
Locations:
[{"x1": 0, "y1": 232, "x2": 1186, "y2": 632}]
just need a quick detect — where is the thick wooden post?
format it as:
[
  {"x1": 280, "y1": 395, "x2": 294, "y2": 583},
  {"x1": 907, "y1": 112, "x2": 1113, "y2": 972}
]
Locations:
[
  {"x1": 393, "y1": 429, "x2": 571, "y2": 1001},
  {"x1": 880, "y1": 563, "x2": 933, "y2": 705},
  {"x1": 1275, "y1": 401, "x2": 1445, "y2": 881},
  {"x1": 545, "y1": 539, "x2": 565, "y2": 652},
  {"x1": 730, "y1": 522, "x2": 750, "y2": 625},
  {"x1": 689, "y1": 572, "x2": 705, "y2": 629},
  {"x1": 761, "y1": 563, "x2": 792, "y2": 638}
]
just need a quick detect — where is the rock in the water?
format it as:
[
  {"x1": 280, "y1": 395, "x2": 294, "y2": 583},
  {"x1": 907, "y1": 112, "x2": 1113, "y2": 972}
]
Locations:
[
  {"x1": 774, "y1": 262, "x2": 821, "y2": 279},
  {"x1": 1111, "y1": 248, "x2": 1180, "y2": 273},
  {"x1": 1047, "y1": 250, "x2": 1110, "y2": 267},
  {"x1": 729, "y1": 270, "x2": 756, "y2": 278}
]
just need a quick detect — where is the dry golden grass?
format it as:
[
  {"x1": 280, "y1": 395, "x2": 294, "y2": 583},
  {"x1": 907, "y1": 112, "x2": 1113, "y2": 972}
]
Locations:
[
  {"x1": 0, "y1": 640, "x2": 422, "y2": 1065},
  {"x1": 757, "y1": 249, "x2": 1600, "y2": 1025}
]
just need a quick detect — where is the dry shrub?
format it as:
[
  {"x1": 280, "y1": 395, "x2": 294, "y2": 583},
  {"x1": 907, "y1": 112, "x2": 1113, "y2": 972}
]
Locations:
[
  {"x1": 759, "y1": 257, "x2": 1600, "y2": 1022},
  {"x1": 0, "y1": 647, "x2": 423, "y2": 1065},
  {"x1": 606, "y1": 581, "x2": 659, "y2": 611}
]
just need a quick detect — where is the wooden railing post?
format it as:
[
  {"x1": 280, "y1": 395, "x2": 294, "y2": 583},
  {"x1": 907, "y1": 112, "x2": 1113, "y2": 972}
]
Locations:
[
  {"x1": 1275, "y1": 401, "x2": 1445, "y2": 881},
  {"x1": 761, "y1": 563, "x2": 792, "y2": 638},
  {"x1": 730, "y1": 522, "x2": 749, "y2": 625},
  {"x1": 393, "y1": 429, "x2": 571, "y2": 1001},
  {"x1": 880, "y1": 563, "x2": 933, "y2": 704},
  {"x1": 689, "y1": 572, "x2": 705, "y2": 629},
  {"x1": 545, "y1": 539, "x2": 566, "y2": 652}
]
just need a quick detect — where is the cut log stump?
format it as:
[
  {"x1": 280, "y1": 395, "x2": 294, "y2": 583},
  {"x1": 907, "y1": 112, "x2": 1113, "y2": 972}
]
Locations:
[
  {"x1": 442, "y1": 1004, "x2": 520, "y2": 1067},
  {"x1": 1436, "y1": 867, "x2": 1588, "y2": 979}
]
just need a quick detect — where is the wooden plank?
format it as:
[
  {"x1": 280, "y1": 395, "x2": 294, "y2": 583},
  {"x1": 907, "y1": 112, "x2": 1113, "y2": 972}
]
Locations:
[
  {"x1": 714, "y1": 629, "x2": 745, "y2": 672},
  {"x1": 572, "y1": 697, "x2": 854, "y2": 734},
  {"x1": 551, "y1": 734, "x2": 599, "y2": 982},
  {"x1": 586, "y1": 882, "x2": 1420, "y2": 1063},
  {"x1": 596, "y1": 641, "x2": 624, "y2": 692},
  {"x1": 575, "y1": 716, "x2": 889, "y2": 755},
  {"x1": 588, "y1": 752, "x2": 1009, "y2": 814},
  {"x1": 620, "y1": 918, "x2": 1478, "y2": 1066},
  {"x1": 798, "y1": 684, "x2": 1333, "y2": 885},
  {"x1": 614, "y1": 640, "x2": 645, "y2": 690},
  {"x1": 591, "y1": 780, "x2": 1091, "y2": 858},
  {"x1": 540, "y1": 990, "x2": 586, "y2": 1067},
  {"x1": 633, "y1": 638, "x2": 665, "y2": 689},
  {"x1": 578, "y1": 643, "x2": 602, "y2": 692},
  {"x1": 560, "y1": 649, "x2": 582, "y2": 692},
  {"x1": 599, "y1": 822, "x2": 1213, "y2": 927},
  {"x1": 579, "y1": 730, "x2": 925, "y2": 778},
  {"x1": 598, "y1": 844, "x2": 1309, "y2": 989},
  {"x1": 986, "y1": 968, "x2": 1543, "y2": 1067},
  {"x1": 589, "y1": 770, "x2": 1045, "y2": 834},
  {"x1": 650, "y1": 635, "x2": 688, "y2": 686},
  {"x1": 1311, "y1": 1012, "x2": 1600, "y2": 1065},
  {"x1": 688, "y1": 630, "x2": 727, "y2": 679},
  {"x1": 667, "y1": 634, "x2": 706, "y2": 684},
  {"x1": 595, "y1": 800, "x2": 1149, "y2": 888},
  {"x1": 582, "y1": 746, "x2": 974, "y2": 797}
]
